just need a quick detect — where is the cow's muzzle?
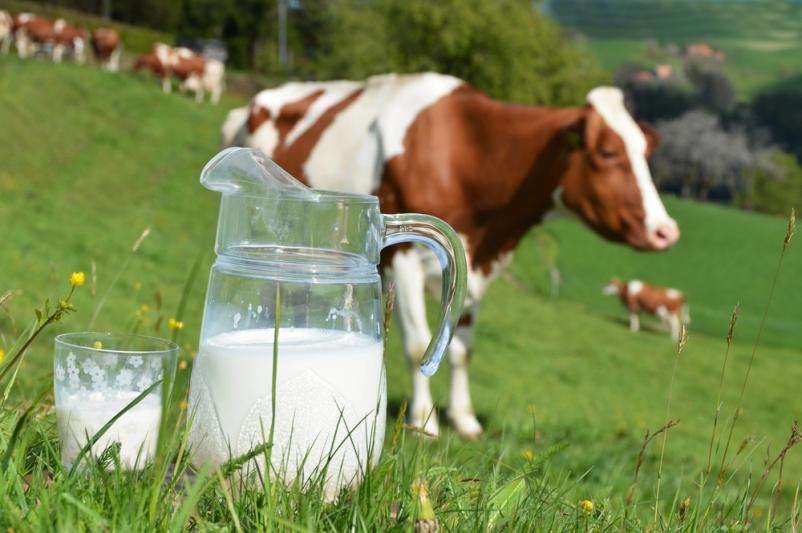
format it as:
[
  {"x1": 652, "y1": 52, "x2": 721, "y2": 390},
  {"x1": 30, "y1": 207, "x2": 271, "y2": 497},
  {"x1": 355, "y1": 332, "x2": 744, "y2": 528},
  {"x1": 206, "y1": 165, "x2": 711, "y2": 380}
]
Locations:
[{"x1": 647, "y1": 219, "x2": 680, "y2": 250}]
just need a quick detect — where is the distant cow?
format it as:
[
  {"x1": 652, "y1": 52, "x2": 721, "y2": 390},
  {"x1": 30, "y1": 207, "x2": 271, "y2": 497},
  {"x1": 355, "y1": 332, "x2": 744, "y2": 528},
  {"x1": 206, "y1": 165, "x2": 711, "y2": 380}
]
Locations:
[
  {"x1": 231, "y1": 73, "x2": 680, "y2": 438},
  {"x1": 604, "y1": 278, "x2": 688, "y2": 341},
  {"x1": 134, "y1": 43, "x2": 224, "y2": 103},
  {"x1": 0, "y1": 10, "x2": 12, "y2": 54},
  {"x1": 91, "y1": 28, "x2": 120, "y2": 72},
  {"x1": 13, "y1": 14, "x2": 86, "y2": 63}
]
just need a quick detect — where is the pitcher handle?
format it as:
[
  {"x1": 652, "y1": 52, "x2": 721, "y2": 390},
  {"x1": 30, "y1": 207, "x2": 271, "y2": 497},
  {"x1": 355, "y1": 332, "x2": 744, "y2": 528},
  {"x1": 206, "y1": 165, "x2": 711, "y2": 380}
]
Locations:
[{"x1": 382, "y1": 213, "x2": 467, "y2": 377}]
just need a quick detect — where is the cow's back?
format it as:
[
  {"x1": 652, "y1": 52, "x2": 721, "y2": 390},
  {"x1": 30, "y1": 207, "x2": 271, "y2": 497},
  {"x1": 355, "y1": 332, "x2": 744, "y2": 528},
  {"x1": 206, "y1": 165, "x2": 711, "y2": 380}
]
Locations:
[{"x1": 249, "y1": 73, "x2": 464, "y2": 196}]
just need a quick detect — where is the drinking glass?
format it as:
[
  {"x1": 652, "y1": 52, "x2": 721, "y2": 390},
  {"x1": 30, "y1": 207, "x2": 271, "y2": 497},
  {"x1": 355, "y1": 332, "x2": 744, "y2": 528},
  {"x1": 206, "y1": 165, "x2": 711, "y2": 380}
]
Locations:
[{"x1": 54, "y1": 332, "x2": 178, "y2": 470}]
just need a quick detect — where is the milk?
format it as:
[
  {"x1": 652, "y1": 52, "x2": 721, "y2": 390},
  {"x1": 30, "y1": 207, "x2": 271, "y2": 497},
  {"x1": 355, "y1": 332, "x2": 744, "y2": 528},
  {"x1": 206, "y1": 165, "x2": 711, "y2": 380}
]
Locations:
[
  {"x1": 57, "y1": 392, "x2": 162, "y2": 470},
  {"x1": 188, "y1": 328, "x2": 386, "y2": 496}
]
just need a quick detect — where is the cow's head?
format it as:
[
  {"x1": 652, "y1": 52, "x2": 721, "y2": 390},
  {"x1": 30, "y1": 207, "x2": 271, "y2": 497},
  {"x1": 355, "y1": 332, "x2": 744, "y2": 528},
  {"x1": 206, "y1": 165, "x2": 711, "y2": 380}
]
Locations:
[
  {"x1": 558, "y1": 87, "x2": 679, "y2": 251},
  {"x1": 602, "y1": 277, "x2": 625, "y2": 296}
]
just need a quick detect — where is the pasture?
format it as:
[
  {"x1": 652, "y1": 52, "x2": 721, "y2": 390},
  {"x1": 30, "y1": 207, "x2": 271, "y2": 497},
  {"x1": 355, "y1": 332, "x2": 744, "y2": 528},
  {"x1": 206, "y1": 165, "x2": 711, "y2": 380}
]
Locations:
[{"x1": 1, "y1": 56, "x2": 801, "y2": 529}]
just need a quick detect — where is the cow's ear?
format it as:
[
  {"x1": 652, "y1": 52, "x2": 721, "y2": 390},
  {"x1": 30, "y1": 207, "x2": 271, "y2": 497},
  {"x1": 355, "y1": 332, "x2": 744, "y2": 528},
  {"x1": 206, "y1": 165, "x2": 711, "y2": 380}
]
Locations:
[
  {"x1": 561, "y1": 115, "x2": 586, "y2": 150},
  {"x1": 638, "y1": 121, "x2": 660, "y2": 153}
]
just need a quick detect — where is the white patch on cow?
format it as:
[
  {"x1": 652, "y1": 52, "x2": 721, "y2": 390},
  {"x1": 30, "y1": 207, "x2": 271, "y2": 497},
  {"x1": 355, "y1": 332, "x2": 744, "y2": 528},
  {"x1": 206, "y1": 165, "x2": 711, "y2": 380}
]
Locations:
[
  {"x1": 602, "y1": 283, "x2": 619, "y2": 296},
  {"x1": 627, "y1": 280, "x2": 643, "y2": 296},
  {"x1": 305, "y1": 73, "x2": 462, "y2": 195},
  {"x1": 249, "y1": 120, "x2": 280, "y2": 157},
  {"x1": 656, "y1": 305, "x2": 670, "y2": 320},
  {"x1": 666, "y1": 288, "x2": 681, "y2": 299},
  {"x1": 53, "y1": 19, "x2": 65, "y2": 33},
  {"x1": 18, "y1": 13, "x2": 34, "y2": 23},
  {"x1": 202, "y1": 58, "x2": 225, "y2": 104},
  {"x1": 284, "y1": 81, "x2": 363, "y2": 146},
  {"x1": 587, "y1": 87, "x2": 671, "y2": 235},
  {"x1": 376, "y1": 72, "x2": 463, "y2": 159},
  {"x1": 221, "y1": 107, "x2": 249, "y2": 148},
  {"x1": 154, "y1": 42, "x2": 171, "y2": 65}
]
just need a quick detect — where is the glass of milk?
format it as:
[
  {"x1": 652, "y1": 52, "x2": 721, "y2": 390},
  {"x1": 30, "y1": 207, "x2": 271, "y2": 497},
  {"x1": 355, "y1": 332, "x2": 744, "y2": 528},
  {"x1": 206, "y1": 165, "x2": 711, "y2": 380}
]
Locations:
[
  {"x1": 188, "y1": 148, "x2": 467, "y2": 499},
  {"x1": 54, "y1": 332, "x2": 178, "y2": 470}
]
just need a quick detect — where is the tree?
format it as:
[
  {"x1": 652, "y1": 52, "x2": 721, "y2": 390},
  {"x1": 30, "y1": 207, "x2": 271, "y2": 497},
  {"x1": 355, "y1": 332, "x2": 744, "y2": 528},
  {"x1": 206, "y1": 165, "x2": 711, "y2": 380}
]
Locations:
[
  {"x1": 651, "y1": 110, "x2": 753, "y2": 201},
  {"x1": 684, "y1": 57, "x2": 735, "y2": 114},
  {"x1": 311, "y1": 0, "x2": 605, "y2": 106}
]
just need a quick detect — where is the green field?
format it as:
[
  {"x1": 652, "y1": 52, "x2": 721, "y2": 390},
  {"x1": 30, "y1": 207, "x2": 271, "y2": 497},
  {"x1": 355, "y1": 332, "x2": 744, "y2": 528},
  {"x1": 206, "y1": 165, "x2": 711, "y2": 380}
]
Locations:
[
  {"x1": 546, "y1": 0, "x2": 802, "y2": 97},
  {"x1": 1, "y1": 57, "x2": 801, "y2": 529}
]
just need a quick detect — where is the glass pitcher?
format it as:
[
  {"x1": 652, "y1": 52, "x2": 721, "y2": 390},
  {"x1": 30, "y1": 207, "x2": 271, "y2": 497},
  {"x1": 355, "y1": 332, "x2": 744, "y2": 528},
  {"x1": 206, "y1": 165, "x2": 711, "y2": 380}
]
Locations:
[{"x1": 187, "y1": 148, "x2": 466, "y2": 497}]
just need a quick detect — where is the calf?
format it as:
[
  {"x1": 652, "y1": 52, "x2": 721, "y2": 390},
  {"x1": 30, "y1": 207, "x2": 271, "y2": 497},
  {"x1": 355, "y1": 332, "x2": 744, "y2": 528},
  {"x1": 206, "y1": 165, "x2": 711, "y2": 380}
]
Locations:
[
  {"x1": 603, "y1": 278, "x2": 688, "y2": 340},
  {"x1": 51, "y1": 21, "x2": 87, "y2": 64},
  {"x1": 91, "y1": 28, "x2": 120, "y2": 72},
  {"x1": 232, "y1": 73, "x2": 680, "y2": 438}
]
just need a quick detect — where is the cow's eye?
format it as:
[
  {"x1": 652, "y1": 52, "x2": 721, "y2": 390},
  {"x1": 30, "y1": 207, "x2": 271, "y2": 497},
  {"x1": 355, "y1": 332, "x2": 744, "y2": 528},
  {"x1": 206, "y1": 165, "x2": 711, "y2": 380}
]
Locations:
[{"x1": 599, "y1": 148, "x2": 618, "y2": 160}]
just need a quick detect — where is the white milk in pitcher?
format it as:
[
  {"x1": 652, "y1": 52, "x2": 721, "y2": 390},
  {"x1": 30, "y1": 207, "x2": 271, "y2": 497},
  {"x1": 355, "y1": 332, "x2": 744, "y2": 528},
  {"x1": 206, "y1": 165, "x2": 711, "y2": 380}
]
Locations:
[{"x1": 188, "y1": 328, "x2": 386, "y2": 496}]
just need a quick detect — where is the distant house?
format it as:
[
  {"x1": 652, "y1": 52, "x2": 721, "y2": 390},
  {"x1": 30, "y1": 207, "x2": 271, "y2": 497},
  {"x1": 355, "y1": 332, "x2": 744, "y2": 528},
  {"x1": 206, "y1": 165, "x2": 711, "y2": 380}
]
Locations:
[
  {"x1": 175, "y1": 38, "x2": 228, "y2": 63},
  {"x1": 631, "y1": 64, "x2": 674, "y2": 82}
]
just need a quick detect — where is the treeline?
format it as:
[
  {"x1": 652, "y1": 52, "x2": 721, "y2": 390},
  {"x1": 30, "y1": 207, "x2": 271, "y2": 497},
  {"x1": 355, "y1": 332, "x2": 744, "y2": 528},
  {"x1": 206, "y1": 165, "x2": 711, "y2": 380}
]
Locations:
[{"x1": 25, "y1": 0, "x2": 605, "y2": 106}]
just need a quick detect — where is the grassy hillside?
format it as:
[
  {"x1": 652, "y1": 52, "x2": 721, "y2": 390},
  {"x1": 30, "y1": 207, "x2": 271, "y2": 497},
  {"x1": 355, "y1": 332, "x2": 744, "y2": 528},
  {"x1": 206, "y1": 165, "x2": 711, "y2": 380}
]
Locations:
[
  {"x1": 545, "y1": 0, "x2": 802, "y2": 97},
  {"x1": 1, "y1": 56, "x2": 802, "y2": 528}
]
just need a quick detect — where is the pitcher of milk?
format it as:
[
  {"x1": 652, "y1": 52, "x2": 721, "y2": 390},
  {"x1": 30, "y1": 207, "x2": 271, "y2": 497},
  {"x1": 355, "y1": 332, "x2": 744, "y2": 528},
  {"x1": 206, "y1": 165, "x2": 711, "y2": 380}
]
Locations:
[{"x1": 188, "y1": 147, "x2": 466, "y2": 498}]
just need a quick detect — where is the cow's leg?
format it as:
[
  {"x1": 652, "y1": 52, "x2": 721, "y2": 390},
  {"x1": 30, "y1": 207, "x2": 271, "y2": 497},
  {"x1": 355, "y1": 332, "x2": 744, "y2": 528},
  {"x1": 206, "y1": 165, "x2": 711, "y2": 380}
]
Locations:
[
  {"x1": 668, "y1": 313, "x2": 681, "y2": 341},
  {"x1": 109, "y1": 48, "x2": 120, "y2": 72},
  {"x1": 1, "y1": 36, "x2": 10, "y2": 55},
  {"x1": 162, "y1": 77, "x2": 172, "y2": 93},
  {"x1": 390, "y1": 248, "x2": 440, "y2": 437},
  {"x1": 195, "y1": 88, "x2": 204, "y2": 103},
  {"x1": 446, "y1": 308, "x2": 482, "y2": 439},
  {"x1": 52, "y1": 44, "x2": 64, "y2": 63},
  {"x1": 629, "y1": 312, "x2": 640, "y2": 332}
]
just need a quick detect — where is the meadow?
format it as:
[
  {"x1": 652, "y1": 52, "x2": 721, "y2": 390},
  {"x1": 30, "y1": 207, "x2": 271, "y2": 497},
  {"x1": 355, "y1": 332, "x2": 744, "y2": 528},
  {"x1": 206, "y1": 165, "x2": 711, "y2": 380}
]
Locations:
[{"x1": 1, "y1": 56, "x2": 801, "y2": 530}]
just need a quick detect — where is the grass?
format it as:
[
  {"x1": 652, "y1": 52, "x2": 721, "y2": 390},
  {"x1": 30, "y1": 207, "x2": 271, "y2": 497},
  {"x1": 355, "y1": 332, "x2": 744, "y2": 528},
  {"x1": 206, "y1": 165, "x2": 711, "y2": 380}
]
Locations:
[
  {"x1": 1, "y1": 55, "x2": 802, "y2": 529},
  {"x1": 544, "y1": 0, "x2": 802, "y2": 98}
]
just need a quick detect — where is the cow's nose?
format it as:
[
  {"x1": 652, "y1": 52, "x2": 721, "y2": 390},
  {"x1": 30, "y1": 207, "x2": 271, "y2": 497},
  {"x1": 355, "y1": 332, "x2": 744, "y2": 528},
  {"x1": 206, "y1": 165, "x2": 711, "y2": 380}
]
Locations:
[{"x1": 648, "y1": 220, "x2": 680, "y2": 250}]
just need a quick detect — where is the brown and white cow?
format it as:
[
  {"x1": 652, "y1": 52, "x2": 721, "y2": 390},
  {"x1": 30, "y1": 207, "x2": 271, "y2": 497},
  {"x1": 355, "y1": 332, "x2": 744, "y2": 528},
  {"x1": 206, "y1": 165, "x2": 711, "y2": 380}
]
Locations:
[
  {"x1": 0, "y1": 10, "x2": 12, "y2": 55},
  {"x1": 135, "y1": 44, "x2": 224, "y2": 103},
  {"x1": 227, "y1": 73, "x2": 680, "y2": 438},
  {"x1": 13, "y1": 14, "x2": 86, "y2": 63},
  {"x1": 91, "y1": 28, "x2": 121, "y2": 72},
  {"x1": 603, "y1": 278, "x2": 688, "y2": 340}
]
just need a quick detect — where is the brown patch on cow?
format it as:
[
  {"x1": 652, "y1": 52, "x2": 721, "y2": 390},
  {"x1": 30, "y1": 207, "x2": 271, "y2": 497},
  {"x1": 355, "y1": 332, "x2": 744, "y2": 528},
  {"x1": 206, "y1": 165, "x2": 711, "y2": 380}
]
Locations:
[
  {"x1": 272, "y1": 88, "x2": 364, "y2": 180},
  {"x1": 171, "y1": 52, "x2": 205, "y2": 81},
  {"x1": 133, "y1": 52, "x2": 167, "y2": 76},
  {"x1": 247, "y1": 103, "x2": 271, "y2": 135},
  {"x1": 274, "y1": 90, "x2": 325, "y2": 146}
]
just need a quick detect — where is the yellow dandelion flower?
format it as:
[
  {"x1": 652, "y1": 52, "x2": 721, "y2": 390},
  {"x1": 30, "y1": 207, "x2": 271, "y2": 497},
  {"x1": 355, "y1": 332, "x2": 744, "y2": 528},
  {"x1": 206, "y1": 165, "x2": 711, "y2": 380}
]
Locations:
[
  {"x1": 69, "y1": 272, "x2": 85, "y2": 287},
  {"x1": 179, "y1": 399, "x2": 188, "y2": 410},
  {"x1": 521, "y1": 449, "x2": 534, "y2": 461},
  {"x1": 579, "y1": 500, "x2": 594, "y2": 512},
  {"x1": 179, "y1": 360, "x2": 188, "y2": 370},
  {"x1": 93, "y1": 341, "x2": 103, "y2": 349},
  {"x1": 0, "y1": 349, "x2": 5, "y2": 362},
  {"x1": 141, "y1": 305, "x2": 150, "y2": 313},
  {"x1": 168, "y1": 318, "x2": 184, "y2": 331}
]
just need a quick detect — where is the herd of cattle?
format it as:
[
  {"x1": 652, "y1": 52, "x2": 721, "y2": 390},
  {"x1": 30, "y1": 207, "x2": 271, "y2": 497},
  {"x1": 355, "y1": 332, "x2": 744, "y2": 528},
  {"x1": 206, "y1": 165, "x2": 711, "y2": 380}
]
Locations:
[
  {"x1": 0, "y1": 10, "x2": 224, "y2": 103},
  {"x1": 221, "y1": 73, "x2": 688, "y2": 437}
]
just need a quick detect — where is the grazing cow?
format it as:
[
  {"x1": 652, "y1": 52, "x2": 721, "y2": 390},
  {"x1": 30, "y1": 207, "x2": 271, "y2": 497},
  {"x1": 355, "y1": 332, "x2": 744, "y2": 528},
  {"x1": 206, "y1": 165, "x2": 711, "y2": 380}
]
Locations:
[
  {"x1": 91, "y1": 28, "x2": 120, "y2": 72},
  {"x1": 51, "y1": 21, "x2": 87, "y2": 64},
  {"x1": 0, "y1": 11, "x2": 12, "y2": 55},
  {"x1": 231, "y1": 73, "x2": 680, "y2": 438},
  {"x1": 13, "y1": 15, "x2": 86, "y2": 63},
  {"x1": 603, "y1": 278, "x2": 688, "y2": 341},
  {"x1": 135, "y1": 44, "x2": 224, "y2": 103}
]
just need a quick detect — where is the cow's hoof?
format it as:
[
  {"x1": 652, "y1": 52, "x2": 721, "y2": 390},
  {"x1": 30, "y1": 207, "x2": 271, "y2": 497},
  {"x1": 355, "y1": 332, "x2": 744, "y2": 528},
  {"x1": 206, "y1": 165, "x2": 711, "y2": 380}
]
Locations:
[
  {"x1": 407, "y1": 409, "x2": 440, "y2": 438},
  {"x1": 448, "y1": 412, "x2": 483, "y2": 440}
]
